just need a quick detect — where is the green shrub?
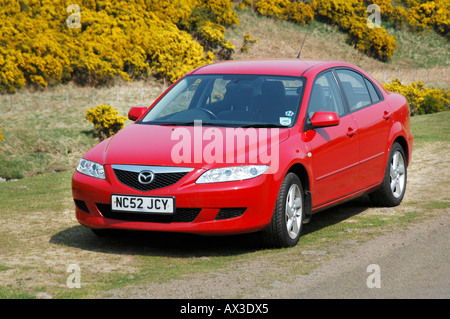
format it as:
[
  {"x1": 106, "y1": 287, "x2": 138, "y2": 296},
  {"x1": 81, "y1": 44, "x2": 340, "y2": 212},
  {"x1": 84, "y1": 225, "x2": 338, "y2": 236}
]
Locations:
[{"x1": 418, "y1": 93, "x2": 444, "y2": 115}]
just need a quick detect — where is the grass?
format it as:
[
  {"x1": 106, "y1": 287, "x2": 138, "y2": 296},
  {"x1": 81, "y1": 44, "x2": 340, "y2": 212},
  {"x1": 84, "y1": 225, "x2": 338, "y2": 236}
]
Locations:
[
  {"x1": 0, "y1": 170, "x2": 73, "y2": 216},
  {"x1": 0, "y1": 80, "x2": 163, "y2": 179},
  {"x1": 410, "y1": 110, "x2": 450, "y2": 147},
  {"x1": 423, "y1": 201, "x2": 450, "y2": 210},
  {"x1": 384, "y1": 23, "x2": 450, "y2": 68}
]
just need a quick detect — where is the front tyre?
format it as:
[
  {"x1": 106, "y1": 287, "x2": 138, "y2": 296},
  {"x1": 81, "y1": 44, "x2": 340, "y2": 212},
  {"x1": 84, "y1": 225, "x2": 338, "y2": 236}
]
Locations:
[
  {"x1": 370, "y1": 142, "x2": 407, "y2": 207},
  {"x1": 263, "y1": 173, "x2": 304, "y2": 248}
]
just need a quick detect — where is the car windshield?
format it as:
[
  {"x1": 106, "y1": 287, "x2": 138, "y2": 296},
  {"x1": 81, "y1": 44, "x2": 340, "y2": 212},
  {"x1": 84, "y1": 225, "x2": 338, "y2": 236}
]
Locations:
[{"x1": 140, "y1": 74, "x2": 305, "y2": 128}]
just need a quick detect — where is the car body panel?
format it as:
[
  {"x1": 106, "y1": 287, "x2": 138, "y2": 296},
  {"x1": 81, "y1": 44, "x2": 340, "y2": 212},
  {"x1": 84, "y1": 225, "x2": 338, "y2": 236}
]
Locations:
[
  {"x1": 305, "y1": 114, "x2": 360, "y2": 207},
  {"x1": 352, "y1": 100, "x2": 393, "y2": 190},
  {"x1": 82, "y1": 124, "x2": 290, "y2": 170}
]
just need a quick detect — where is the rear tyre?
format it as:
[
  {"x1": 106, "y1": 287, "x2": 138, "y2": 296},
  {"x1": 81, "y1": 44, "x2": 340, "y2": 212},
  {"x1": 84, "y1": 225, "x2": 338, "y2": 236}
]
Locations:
[
  {"x1": 369, "y1": 142, "x2": 407, "y2": 207},
  {"x1": 263, "y1": 173, "x2": 304, "y2": 248}
]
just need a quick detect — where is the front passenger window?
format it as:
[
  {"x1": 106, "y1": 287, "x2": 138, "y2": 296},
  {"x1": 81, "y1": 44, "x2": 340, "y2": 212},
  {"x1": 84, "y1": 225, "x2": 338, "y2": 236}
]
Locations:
[{"x1": 308, "y1": 72, "x2": 345, "y2": 119}]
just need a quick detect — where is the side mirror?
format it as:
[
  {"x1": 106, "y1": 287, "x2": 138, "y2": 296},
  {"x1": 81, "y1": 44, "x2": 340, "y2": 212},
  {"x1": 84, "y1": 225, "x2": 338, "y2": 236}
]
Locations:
[
  {"x1": 310, "y1": 111, "x2": 340, "y2": 128},
  {"x1": 128, "y1": 106, "x2": 147, "y2": 121}
]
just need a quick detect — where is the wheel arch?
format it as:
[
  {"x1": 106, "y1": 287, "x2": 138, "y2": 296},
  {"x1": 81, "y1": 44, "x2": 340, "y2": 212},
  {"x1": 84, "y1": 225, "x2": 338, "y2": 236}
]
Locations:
[
  {"x1": 287, "y1": 163, "x2": 312, "y2": 223},
  {"x1": 387, "y1": 117, "x2": 413, "y2": 167},
  {"x1": 393, "y1": 135, "x2": 410, "y2": 165}
]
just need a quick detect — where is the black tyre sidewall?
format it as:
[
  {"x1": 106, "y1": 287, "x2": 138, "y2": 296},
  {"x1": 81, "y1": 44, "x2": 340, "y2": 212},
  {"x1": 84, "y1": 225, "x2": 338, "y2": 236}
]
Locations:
[
  {"x1": 264, "y1": 173, "x2": 304, "y2": 248},
  {"x1": 371, "y1": 142, "x2": 407, "y2": 207}
]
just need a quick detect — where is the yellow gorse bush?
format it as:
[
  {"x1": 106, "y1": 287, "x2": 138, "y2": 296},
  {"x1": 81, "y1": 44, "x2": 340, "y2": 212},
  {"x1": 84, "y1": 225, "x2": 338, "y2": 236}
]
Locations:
[
  {"x1": 0, "y1": 3, "x2": 72, "y2": 92},
  {"x1": 254, "y1": 0, "x2": 314, "y2": 25},
  {"x1": 0, "y1": 125, "x2": 4, "y2": 144},
  {"x1": 147, "y1": 0, "x2": 237, "y2": 58},
  {"x1": 348, "y1": 18, "x2": 397, "y2": 61},
  {"x1": 383, "y1": 78, "x2": 450, "y2": 115},
  {"x1": 0, "y1": 0, "x2": 239, "y2": 93},
  {"x1": 0, "y1": 47, "x2": 26, "y2": 94},
  {"x1": 407, "y1": 0, "x2": 450, "y2": 39},
  {"x1": 313, "y1": 0, "x2": 448, "y2": 60},
  {"x1": 315, "y1": 0, "x2": 365, "y2": 30},
  {"x1": 374, "y1": 1, "x2": 449, "y2": 38},
  {"x1": 315, "y1": 0, "x2": 397, "y2": 61},
  {"x1": 85, "y1": 104, "x2": 127, "y2": 140}
]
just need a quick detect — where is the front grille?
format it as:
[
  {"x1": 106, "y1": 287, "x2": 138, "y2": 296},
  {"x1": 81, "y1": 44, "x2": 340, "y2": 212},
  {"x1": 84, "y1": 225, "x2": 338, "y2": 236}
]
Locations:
[
  {"x1": 215, "y1": 208, "x2": 247, "y2": 220},
  {"x1": 96, "y1": 203, "x2": 201, "y2": 223},
  {"x1": 113, "y1": 169, "x2": 188, "y2": 191}
]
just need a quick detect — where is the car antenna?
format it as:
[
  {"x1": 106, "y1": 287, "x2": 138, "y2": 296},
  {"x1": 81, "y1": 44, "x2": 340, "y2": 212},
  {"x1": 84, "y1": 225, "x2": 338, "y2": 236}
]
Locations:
[{"x1": 296, "y1": 21, "x2": 313, "y2": 59}]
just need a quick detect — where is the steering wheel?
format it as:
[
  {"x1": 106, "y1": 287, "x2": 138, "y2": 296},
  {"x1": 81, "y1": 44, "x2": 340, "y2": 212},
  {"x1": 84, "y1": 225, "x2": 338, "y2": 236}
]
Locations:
[{"x1": 197, "y1": 108, "x2": 219, "y2": 120}]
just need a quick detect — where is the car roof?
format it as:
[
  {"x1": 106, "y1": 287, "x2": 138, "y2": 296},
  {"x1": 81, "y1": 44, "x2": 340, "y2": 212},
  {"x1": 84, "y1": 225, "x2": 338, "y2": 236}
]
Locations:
[{"x1": 190, "y1": 59, "x2": 356, "y2": 77}]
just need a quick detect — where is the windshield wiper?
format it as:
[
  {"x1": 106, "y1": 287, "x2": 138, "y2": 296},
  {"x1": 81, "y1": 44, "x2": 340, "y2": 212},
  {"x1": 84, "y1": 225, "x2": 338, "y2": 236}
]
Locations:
[{"x1": 157, "y1": 121, "x2": 197, "y2": 126}]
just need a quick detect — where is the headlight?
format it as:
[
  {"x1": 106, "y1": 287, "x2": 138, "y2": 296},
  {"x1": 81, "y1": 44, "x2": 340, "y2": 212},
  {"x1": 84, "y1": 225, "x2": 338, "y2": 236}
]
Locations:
[
  {"x1": 196, "y1": 165, "x2": 269, "y2": 184},
  {"x1": 76, "y1": 159, "x2": 105, "y2": 179}
]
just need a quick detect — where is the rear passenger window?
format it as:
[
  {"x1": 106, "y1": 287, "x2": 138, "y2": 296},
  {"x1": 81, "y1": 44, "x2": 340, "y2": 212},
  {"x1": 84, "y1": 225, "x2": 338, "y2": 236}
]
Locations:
[
  {"x1": 364, "y1": 77, "x2": 381, "y2": 104},
  {"x1": 336, "y1": 70, "x2": 371, "y2": 111}
]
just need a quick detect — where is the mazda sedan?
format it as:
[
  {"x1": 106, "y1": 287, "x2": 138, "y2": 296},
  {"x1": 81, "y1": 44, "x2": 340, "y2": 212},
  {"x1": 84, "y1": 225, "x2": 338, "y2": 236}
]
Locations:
[{"x1": 72, "y1": 59, "x2": 413, "y2": 248}]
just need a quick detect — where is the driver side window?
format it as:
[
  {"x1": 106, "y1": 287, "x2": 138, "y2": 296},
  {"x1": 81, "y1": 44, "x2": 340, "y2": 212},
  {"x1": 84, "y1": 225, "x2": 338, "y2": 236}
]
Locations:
[{"x1": 308, "y1": 72, "x2": 345, "y2": 119}]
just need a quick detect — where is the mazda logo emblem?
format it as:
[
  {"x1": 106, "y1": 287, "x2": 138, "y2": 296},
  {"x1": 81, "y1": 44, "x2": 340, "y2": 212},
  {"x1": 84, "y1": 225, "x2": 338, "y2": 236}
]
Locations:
[{"x1": 138, "y1": 170, "x2": 154, "y2": 184}]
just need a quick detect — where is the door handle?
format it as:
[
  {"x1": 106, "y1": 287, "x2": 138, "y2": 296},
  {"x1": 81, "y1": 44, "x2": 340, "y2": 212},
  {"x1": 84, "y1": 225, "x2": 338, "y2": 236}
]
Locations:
[
  {"x1": 346, "y1": 127, "x2": 357, "y2": 137},
  {"x1": 383, "y1": 111, "x2": 392, "y2": 120}
]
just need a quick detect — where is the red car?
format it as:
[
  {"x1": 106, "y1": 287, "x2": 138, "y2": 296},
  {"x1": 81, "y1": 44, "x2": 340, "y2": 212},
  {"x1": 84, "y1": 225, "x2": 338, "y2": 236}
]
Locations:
[{"x1": 72, "y1": 59, "x2": 413, "y2": 248}]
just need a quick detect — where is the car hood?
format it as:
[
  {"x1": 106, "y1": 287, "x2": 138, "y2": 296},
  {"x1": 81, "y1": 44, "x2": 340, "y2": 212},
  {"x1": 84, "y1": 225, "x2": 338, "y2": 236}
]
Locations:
[{"x1": 84, "y1": 124, "x2": 290, "y2": 170}]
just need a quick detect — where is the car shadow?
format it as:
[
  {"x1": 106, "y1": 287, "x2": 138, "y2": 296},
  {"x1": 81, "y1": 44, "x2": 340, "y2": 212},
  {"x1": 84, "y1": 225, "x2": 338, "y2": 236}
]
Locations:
[{"x1": 49, "y1": 195, "x2": 372, "y2": 258}]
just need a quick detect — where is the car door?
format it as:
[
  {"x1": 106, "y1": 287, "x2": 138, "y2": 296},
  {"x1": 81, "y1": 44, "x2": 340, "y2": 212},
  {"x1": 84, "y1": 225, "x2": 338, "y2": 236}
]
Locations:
[
  {"x1": 305, "y1": 71, "x2": 360, "y2": 208},
  {"x1": 335, "y1": 69, "x2": 392, "y2": 189}
]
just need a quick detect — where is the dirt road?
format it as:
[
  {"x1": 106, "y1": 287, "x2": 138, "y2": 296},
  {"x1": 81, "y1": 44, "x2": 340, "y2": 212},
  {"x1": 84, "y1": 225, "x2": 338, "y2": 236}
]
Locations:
[
  {"x1": 98, "y1": 213, "x2": 449, "y2": 299},
  {"x1": 279, "y1": 214, "x2": 450, "y2": 298}
]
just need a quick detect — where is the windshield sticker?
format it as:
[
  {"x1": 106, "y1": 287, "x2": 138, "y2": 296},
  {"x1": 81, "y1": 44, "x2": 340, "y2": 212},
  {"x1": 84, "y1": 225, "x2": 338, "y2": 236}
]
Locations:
[
  {"x1": 279, "y1": 117, "x2": 291, "y2": 126},
  {"x1": 285, "y1": 110, "x2": 294, "y2": 117}
]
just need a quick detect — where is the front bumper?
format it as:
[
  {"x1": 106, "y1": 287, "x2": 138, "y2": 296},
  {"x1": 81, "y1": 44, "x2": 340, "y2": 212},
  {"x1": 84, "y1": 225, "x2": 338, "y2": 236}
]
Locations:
[{"x1": 71, "y1": 165, "x2": 279, "y2": 235}]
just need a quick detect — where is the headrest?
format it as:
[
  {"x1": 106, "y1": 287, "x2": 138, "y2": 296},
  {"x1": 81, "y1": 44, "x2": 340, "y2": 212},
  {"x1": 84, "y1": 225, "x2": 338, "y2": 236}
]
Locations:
[{"x1": 261, "y1": 81, "x2": 285, "y2": 98}]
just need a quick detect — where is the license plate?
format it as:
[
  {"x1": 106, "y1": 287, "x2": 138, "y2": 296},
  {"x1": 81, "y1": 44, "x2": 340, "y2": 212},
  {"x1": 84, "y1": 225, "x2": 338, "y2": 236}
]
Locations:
[{"x1": 111, "y1": 195, "x2": 175, "y2": 214}]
